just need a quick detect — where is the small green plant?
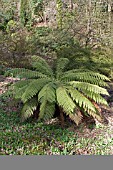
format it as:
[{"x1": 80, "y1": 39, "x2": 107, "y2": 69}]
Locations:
[
  {"x1": 0, "y1": 65, "x2": 5, "y2": 75},
  {"x1": 5, "y1": 56, "x2": 109, "y2": 126}
]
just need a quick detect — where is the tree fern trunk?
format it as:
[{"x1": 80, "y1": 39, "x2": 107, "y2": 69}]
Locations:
[
  {"x1": 33, "y1": 106, "x2": 40, "y2": 119},
  {"x1": 59, "y1": 107, "x2": 65, "y2": 128}
]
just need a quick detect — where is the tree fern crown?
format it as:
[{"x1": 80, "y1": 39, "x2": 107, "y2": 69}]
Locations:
[{"x1": 5, "y1": 56, "x2": 110, "y2": 125}]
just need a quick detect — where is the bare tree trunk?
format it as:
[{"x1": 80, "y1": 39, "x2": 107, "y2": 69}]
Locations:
[
  {"x1": 86, "y1": 0, "x2": 92, "y2": 46},
  {"x1": 108, "y1": 0, "x2": 112, "y2": 33},
  {"x1": 108, "y1": 9, "x2": 111, "y2": 33},
  {"x1": 108, "y1": 0, "x2": 112, "y2": 12},
  {"x1": 87, "y1": 0, "x2": 92, "y2": 33},
  {"x1": 70, "y1": 0, "x2": 73, "y2": 10}
]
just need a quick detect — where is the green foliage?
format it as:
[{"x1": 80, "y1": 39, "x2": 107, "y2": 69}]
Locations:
[
  {"x1": 20, "y1": 0, "x2": 32, "y2": 26},
  {"x1": 0, "y1": 27, "x2": 39, "y2": 68},
  {"x1": 91, "y1": 47, "x2": 113, "y2": 78},
  {"x1": 21, "y1": 98, "x2": 38, "y2": 121},
  {"x1": 0, "y1": 94, "x2": 77, "y2": 155},
  {"x1": 33, "y1": 0, "x2": 44, "y2": 22},
  {"x1": 0, "y1": 65, "x2": 6, "y2": 75},
  {"x1": 31, "y1": 27, "x2": 91, "y2": 69},
  {"x1": 45, "y1": 29, "x2": 113, "y2": 79},
  {"x1": 20, "y1": 0, "x2": 44, "y2": 27},
  {"x1": 31, "y1": 55, "x2": 53, "y2": 76},
  {"x1": 1, "y1": 23, "x2": 109, "y2": 81},
  {"x1": 0, "y1": 0, "x2": 18, "y2": 31},
  {"x1": 5, "y1": 20, "x2": 18, "y2": 33},
  {"x1": 56, "y1": 86, "x2": 76, "y2": 115},
  {"x1": 5, "y1": 56, "x2": 109, "y2": 125},
  {"x1": 56, "y1": 0, "x2": 63, "y2": 29},
  {"x1": 1, "y1": 92, "x2": 113, "y2": 155}
]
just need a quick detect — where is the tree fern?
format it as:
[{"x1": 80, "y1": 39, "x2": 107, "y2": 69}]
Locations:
[{"x1": 5, "y1": 56, "x2": 110, "y2": 126}]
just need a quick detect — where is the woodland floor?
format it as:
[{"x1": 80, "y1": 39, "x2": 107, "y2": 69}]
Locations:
[{"x1": 0, "y1": 75, "x2": 113, "y2": 155}]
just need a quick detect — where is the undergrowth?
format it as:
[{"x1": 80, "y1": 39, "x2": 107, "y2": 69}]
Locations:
[{"x1": 0, "y1": 93, "x2": 113, "y2": 155}]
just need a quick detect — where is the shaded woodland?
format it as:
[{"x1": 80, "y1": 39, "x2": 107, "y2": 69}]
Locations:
[{"x1": 0, "y1": 0, "x2": 113, "y2": 155}]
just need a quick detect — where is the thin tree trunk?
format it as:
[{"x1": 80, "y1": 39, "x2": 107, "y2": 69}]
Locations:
[
  {"x1": 70, "y1": 0, "x2": 73, "y2": 10},
  {"x1": 108, "y1": 0, "x2": 112, "y2": 12},
  {"x1": 108, "y1": 0, "x2": 112, "y2": 33},
  {"x1": 85, "y1": 0, "x2": 92, "y2": 46}
]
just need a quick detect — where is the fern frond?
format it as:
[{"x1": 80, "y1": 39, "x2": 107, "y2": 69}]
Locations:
[
  {"x1": 69, "y1": 81, "x2": 109, "y2": 96},
  {"x1": 56, "y1": 58, "x2": 69, "y2": 79},
  {"x1": 68, "y1": 88, "x2": 96, "y2": 113},
  {"x1": 5, "y1": 68, "x2": 25, "y2": 77},
  {"x1": 21, "y1": 98, "x2": 38, "y2": 121},
  {"x1": 56, "y1": 87, "x2": 76, "y2": 115},
  {"x1": 61, "y1": 72, "x2": 110, "y2": 86},
  {"x1": 69, "y1": 112, "x2": 82, "y2": 126},
  {"x1": 22, "y1": 79, "x2": 51, "y2": 103},
  {"x1": 86, "y1": 110, "x2": 102, "y2": 122},
  {"x1": 67, "y1": 87, "x2": 103, "y2": 122},
  {"x1": 84, "y1": 72, "x2": 110, "y2": 81},
  {"x1": 15, "y1": 86, "x2": 28, "y2": 99},
  {"x1": 64, "y1": 70, "x2": 110, "y2": 81},
  {"x1": 38, "y1": 84, "x2": 56, "y2": 120},
  {"x1": 82, "y1": 89, "x2": 108, "y2": 106},
  {"x1": 31, "y1": 55, "x2": 53, "y2": 77},
  {"x1": 38, "y1": 83, "x2": 56, "y2": 103},
  {"x1": 12, "y1": 80, "x2": 33, "y2": 99},
  {"x1": 39, "y1": 102, "x2": 55, "y2": 121},
  {"x1": 5, "y1": 68, "x2": 48, "y2": 79},
  {"x1": 13, "y1": 79, "x2": 32, "y2": 89}
]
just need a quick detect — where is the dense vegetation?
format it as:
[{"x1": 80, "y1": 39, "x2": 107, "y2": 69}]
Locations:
[{"x1": 0, "y1": 0, "x2": 113, "y2": 155}]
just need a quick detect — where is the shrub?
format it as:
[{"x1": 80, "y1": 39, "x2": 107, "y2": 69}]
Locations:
[
  {"x1": 0, "y1": 27, "x2": 39, "y2": 68},
  {"x1": 0, "y1": 0, "x2": 17, "y2": 31}
]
